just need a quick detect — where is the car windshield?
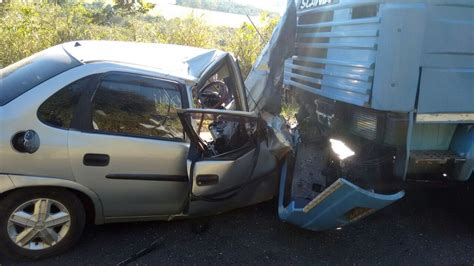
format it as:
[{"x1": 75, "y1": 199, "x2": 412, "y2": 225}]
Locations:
[{"x1": 0, "y1": 46, "x2": 81, "y2": 106}]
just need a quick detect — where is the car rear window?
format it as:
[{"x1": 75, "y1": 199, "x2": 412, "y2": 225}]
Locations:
[
  {"x1": 0, "y1": 46, "x2": 81, "y2": 106},
  {"x1": 91, "y1": 73, "x2": 185, "y2": 140}
]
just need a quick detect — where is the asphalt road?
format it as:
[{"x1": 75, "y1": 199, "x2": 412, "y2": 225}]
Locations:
[{"x1": 1, "y1": 186, "x2": 474, "y2": 265}]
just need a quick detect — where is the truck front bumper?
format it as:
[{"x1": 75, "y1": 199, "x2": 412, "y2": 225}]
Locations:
[{"x1": 278, "y1": 159, "x2": 405, "y2": 231}]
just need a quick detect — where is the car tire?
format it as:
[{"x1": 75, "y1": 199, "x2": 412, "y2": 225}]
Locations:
[{"x1": 0, "y1": 188, "x2": 86, "y2": 261}]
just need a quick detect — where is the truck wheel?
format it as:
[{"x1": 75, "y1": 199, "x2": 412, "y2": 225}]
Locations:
[{"x1": 0, "y1": 188, "x2": 85, "y2": 261}]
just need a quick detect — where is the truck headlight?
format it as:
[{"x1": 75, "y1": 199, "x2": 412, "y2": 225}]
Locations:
[{"x1": 330, "y1": 139, "x2": 355, "y2": 160}]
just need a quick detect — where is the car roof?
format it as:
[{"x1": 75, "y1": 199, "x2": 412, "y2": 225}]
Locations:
[{"x1": 62, "y1": 40, "x2": 228, "y2": 83}]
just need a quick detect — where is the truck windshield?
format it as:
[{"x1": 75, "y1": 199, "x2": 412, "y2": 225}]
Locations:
[{"x1": 0, "y1": 46, "x2": 81, "y2": 106}]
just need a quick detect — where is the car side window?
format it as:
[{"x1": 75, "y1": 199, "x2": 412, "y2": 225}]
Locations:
[
  {"x1": 91, "y1": 74, "x2": 184, "y2": 140},
  {"x1": 38, "y1": 75, "x2": 93, "y2": 129}
]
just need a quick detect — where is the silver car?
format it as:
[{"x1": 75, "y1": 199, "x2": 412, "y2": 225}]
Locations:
[{"x1": 0, "y1": 41, "x2": 279, "y2": 260}]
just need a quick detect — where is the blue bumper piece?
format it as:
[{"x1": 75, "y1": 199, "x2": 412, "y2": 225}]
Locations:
[{"x1": 278, "y1": 160, "x2": 405, "y2": 231}]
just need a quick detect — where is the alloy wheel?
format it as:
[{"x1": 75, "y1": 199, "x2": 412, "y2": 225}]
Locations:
[{"x1": 7, "y1": 198, "x2": 71, "y2": 251}]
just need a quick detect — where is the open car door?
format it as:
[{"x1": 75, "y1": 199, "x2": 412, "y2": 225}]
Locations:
[{"x1": 178, "y1": 109, "x2": 279, "y2": 216}]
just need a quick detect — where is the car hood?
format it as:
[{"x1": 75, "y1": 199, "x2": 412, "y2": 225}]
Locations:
[{"x1": 63, "y1": 41, "x2": 227, "y2": 83}]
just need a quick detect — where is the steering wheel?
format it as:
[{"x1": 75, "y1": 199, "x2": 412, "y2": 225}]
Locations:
[{"x1": 198, "y1": 81, "x2": 229, "y2": 109}]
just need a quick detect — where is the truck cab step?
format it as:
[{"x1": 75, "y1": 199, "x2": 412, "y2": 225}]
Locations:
[{"x1": 410, "y1": 150, "x2": 466, "y2": 165}]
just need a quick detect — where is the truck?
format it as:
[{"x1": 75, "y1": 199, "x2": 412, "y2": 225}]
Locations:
[{"x1": 246, "y1": 0, "x2": 473, "y2": 230}]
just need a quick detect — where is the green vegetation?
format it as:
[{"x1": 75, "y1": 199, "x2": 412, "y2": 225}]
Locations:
[
  {"x1": 0, "y1": 2, "x2": 279, "y2": 77},
  {"x1": 112, "y1": 0, "x2": 156, "y2": 16},
  {"x1": 281, "y1": 102, "x2": 299, "y2": 120}
]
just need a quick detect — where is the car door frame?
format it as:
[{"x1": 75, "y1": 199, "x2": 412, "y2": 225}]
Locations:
[
  {"x1": 178, "y1": 108, "x2": 279, "y2": 216},
  {"x1": 66, "y1": 70, "x2": 194, "y2": 219}
]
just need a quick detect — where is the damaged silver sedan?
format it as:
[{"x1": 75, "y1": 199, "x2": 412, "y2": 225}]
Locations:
[{"x1": 0, "y1": 41, "x2": 281, "y2": 260}]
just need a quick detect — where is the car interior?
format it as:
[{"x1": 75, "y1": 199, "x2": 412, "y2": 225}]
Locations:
[
  {"x1": 185, "y1": 112, "x2": 258, "y2": 158},
  {"x1": 193, "y1": 61, "x2": 238, "y2": 111},
  {"x1": 184, "y1": 62, "x2": 260, "y2": 158}
]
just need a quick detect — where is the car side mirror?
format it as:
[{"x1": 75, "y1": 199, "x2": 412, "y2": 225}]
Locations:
[{"x1": 12, "y1": 130, "x2": 40, "y2": 154}]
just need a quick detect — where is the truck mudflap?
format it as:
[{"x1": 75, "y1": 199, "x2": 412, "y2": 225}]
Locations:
[{"x1": 278, "y1": 159, "x2": 405, "y2": 231}]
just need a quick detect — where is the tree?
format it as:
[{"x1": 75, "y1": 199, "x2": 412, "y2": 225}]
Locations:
[
  {"x1": 0, "y1": 2, "x2": 279, "y2": 73},
  {"x1": 225, "y1": 12, "x2": 280, "y2": 77},
  {"x1": 113, "y1": 0, "x2": 156, "y2": 16}
]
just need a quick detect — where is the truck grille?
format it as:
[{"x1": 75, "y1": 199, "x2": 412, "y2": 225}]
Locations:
[
  {"x1": 350, "y1": 109, "x2": 378, "y2": 141},
  {"x1": 284, "y1": 0, "x2": 381, "y2": 107}
]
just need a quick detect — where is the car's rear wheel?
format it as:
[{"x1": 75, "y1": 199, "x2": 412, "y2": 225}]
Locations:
[{"x1": 0, "y1": 188, "x2": 85, "y2": 261}]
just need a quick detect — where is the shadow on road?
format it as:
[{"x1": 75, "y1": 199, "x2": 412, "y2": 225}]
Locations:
[{"x1": 1, "y1": 186, "x2": 474, "y2": 265}]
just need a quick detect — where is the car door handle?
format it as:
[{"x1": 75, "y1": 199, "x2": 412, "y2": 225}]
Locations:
[
  {"x1": 83, "y1": 154, "x2": 110, "y2": 167},
  {"x1": 196, "y1": 175, "x2": 219, "y2": 186}
]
